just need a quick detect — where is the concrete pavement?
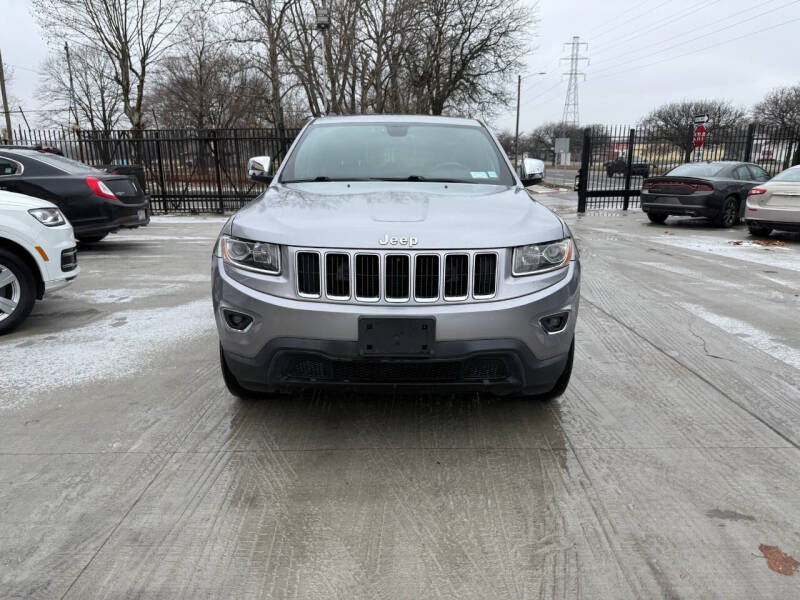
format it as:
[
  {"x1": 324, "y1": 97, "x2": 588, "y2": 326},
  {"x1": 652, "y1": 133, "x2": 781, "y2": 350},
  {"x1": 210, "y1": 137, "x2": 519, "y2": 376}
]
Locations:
[{"x1": 1, "y1": 206, "x2": 799, "y2": 598}]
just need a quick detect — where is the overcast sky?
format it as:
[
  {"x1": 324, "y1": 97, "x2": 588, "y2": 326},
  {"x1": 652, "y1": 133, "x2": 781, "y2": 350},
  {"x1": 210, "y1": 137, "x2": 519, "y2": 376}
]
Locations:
[{"x1": 2, "y1": 0, "x2": 799, "y2": 133}]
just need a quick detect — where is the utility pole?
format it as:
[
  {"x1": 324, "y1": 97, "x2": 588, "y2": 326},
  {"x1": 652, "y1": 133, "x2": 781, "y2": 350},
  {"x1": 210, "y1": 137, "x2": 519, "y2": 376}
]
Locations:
[
  {"x1": 315, "y1": 4, "x2": 332, "y2": 115},
  {"x1": 514, "y1": 72, "x2": 545, "y2": 172},
  {"x1": 514, "y1": 75, "x2": 521, "y2": 172},
  {"x1": 64, "y1": 42, "x2": 80, "y2": 130},
  {"x1": 0, "y1": 49, "x2": 13, "y2": 144},
  {"x1": 560, "y1": 36, "x2": 588, "y2": 127}
]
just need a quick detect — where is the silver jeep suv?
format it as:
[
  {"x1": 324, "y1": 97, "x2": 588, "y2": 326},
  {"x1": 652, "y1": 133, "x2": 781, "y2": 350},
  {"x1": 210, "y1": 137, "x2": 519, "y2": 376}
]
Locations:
[{"x1": 212, "y1": 115, "x2": 580, "y2": 398}]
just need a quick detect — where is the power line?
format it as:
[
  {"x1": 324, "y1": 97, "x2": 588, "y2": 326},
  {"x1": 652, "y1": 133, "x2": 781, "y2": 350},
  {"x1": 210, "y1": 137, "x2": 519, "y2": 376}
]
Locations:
[
  {"x1": 561, "y1": 36, "x2": 588, "y2": 127},
  {"x1": 586, "y1": 0, "x2": 675, "y2": 45},
  {"x1": 590, "y1": 0, "x2": 725, "y2": 57},
  {"x1": 591, "y1": 0, "x2": 797, "y2": 71},
  {"x1": 586, "y1": 14, "x2": 800, "y2": 83}
]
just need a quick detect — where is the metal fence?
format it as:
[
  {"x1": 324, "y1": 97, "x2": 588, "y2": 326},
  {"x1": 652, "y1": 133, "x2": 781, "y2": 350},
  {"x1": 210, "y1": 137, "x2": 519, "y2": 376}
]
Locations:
[
  {"x1": 10, "y1": 127, "x2": 301, "y2": 213},
  {"x1": 577, "y1": 123, "x2": 800, "y2": 212}
]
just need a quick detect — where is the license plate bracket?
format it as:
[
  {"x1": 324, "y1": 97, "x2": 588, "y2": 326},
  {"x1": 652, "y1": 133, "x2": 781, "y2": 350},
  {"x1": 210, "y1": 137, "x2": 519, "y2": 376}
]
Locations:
[{"x1": 358, "y1": 318, "x2": 435, "y2": 356}]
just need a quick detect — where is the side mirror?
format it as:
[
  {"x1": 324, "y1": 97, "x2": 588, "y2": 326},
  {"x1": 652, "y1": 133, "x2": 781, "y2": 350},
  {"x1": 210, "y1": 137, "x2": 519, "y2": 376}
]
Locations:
[{"x1": 248, "y1": 156, "x2": 273, "y2": 184}]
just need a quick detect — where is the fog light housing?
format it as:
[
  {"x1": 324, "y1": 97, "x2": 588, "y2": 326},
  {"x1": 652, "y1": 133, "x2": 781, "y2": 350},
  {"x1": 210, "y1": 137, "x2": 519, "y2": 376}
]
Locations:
[
  {"x1": 223, "y1": 309, "x2": 253, "y2": 331},
  {"x1": 540, "y1": 312, "x2": 569, "y2": 333}
]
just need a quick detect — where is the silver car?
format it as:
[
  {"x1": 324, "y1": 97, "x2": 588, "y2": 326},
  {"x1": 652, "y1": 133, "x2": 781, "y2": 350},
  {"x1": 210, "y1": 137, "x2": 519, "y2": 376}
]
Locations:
[
  {"x1": 212, "y1": 115, "x2": 580, "y2": 399},
  {"x1": 745, "y1": 164, "x2": 800, "y2": 236}
]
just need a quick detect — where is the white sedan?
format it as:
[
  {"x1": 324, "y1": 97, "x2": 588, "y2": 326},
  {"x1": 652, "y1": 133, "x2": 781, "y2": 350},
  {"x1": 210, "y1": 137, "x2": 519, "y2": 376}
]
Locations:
[
  {"x1": 0, "y1": 190, "x2": 79, "y2": 335},
  {"x1": 745, "y1": 165, "x2": 800, "y2": 236}
]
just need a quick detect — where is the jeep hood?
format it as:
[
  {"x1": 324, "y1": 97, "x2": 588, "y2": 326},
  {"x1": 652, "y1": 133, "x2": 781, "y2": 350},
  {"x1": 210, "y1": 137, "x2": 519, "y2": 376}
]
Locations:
[{"x1": 231, "y1": 182, "x2": 565, "y2": 249}]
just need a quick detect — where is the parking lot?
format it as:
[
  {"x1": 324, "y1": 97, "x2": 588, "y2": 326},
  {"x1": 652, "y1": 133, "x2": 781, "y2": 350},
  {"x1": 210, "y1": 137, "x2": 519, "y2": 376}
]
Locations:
[{"x1": 2, "y1": 197, "x2": 800, "y2": 598}]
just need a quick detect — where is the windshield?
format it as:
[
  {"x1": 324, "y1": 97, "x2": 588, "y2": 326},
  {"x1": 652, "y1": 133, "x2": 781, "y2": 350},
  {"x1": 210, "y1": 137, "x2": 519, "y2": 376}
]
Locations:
[
  {"x1": 280, "y1": 122, "x2": 514, "y2": 185},
  {"x1": 667, "y1": 163, "x2": 725, "y2": 177},
  {"x1": 771, "y1": 166, "x2": 800, "y2": 182}
]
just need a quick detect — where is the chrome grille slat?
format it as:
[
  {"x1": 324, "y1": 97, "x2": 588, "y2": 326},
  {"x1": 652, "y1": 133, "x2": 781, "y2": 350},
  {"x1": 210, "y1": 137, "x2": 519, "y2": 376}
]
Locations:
[
  {"x1": 325, "y1": 253, "x2": 350, "y2": 299},
  {"x1": 444, "y1": 254, "x2": 469, "y2": 300},
  {"x1": 473, "y1": 253, "x2": 497, "y2": 298},
  {"x1": 355, "y1": 254, "x2": 380, "y2": 301},
  {"x1": 414, "y1": 255, "x2": 439, "y2": 301},
  {"x1": 385, "y1": 255, "x2": 410, "y2": 301},
  {"x1": 296, "y1": 251, "x2": 321, "y2": 297},
  {"x1": 293, "y1": 249, "x2": 499, "y2": 304}
]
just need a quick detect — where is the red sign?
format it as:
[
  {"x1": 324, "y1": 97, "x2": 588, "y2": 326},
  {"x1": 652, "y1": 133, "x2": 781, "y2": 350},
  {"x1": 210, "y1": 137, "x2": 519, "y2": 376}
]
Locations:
[{"x1": 693, "y1": 124, "x2": 707, "y2": 149}]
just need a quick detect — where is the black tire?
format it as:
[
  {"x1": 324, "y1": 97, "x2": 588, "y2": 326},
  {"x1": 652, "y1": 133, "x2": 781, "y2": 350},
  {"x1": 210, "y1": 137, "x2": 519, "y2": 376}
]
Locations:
[
  {"x1": 510, "y1": 338, "x2": 574, "y2": 401},
  {"x1": 748, "y1": 224, "x2": 773, "y2": 237},
  {"x1": 77, "y1": 233, "x2": 108, "y2": 243},
  {"x1": 647, "y1": 213, "x2": 668, "y2": 224},
  {"x1": 713, "y1": 196, "x2": 739, "y2": 228},
  {"x1": 0, "y1": 249, "x2": 37, "y2": 336},
  {"x1": 606, "y1": 168, "x2": 614, "y2": 178}
]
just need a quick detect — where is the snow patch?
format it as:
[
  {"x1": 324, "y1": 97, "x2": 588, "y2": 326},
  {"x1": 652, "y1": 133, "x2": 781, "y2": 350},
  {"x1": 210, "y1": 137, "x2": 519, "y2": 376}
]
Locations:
[
  {"x1": 651, "y1": 234, "x2": 800, "y2": 273},
  {"x1": 150, "y1": 216, "x2": 229, "y2": 224},
  {"x1": 0, "y1": 300, "x2": 215, "y2": 407},
  {"x1": 679, "y1": 302, "x2": 800, "y2": 370}
]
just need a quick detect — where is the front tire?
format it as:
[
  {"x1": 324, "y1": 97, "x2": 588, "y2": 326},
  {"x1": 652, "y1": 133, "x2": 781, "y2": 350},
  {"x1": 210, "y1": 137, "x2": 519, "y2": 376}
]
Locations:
[
  {"x1": 714, "y1": 196, "x2": 739, "y2": 228},
  {"x1": 748, "y1": 224, "x2": 773, "y2": 237},
  {"x1": 0, "y1": 249, "x2": 37, "y2": 336},
  {"x1": 647, "y1": 213, "x2": 668, "y2": 224}
]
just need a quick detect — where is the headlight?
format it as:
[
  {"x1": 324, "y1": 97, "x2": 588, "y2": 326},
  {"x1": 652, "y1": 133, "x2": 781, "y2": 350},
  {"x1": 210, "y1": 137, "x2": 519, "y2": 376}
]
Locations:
[
  {"x1": 28, "y1": 207, "x2": 66, "y2": 227},
  {"x1": 220, "y1": 235, "x2": 281, "y2": 275},
  {"x1": 512, "y1": 239, "x2": 572, "y2": 276}
]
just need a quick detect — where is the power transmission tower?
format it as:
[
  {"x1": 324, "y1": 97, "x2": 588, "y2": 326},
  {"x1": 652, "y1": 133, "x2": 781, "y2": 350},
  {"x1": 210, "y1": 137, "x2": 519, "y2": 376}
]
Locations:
[{"x1": 560, "y1": 36, "x2": 588, "y2": 127}]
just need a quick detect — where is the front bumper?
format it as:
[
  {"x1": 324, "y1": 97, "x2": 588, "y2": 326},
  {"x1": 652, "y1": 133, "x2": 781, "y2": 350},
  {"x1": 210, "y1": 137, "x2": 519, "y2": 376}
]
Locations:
[{"x1": 213, "y1": 257, "x2": 580, "y2": 393}]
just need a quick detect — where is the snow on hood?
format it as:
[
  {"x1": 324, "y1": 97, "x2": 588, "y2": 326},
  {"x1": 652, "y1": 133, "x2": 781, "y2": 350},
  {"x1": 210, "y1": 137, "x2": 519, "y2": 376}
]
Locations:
[{"x1": 231, "y1": 182, "x2": 565, "y2": 249}]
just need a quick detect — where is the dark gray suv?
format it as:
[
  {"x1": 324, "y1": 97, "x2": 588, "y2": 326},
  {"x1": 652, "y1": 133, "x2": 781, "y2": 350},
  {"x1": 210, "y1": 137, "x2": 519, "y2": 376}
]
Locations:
[{"x1": 212, "y1": 115, "x2": 580, "y2": 398}]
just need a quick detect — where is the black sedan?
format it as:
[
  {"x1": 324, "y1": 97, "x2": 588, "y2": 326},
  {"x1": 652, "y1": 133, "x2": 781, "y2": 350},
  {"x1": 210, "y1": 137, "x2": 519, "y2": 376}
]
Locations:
[
  {"x1": 605, "y1": 155, "x2": 650, "y2": 178},
  {"x1": 641, "y1": 161, "x2": 771, "y2": 227},
  {"x1": 0, "y1": 147, "x2": 149, "y2": 242}
]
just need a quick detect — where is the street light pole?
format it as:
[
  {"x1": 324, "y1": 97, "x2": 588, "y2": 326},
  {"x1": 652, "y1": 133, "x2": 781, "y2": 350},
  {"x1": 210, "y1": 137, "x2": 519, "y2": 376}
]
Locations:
[
  {"x1": 514, "y1": 75, "x2": 521, "y2": 172},
  {"x1": 514, "y1": 72, "x2": 546, "y2": 173},
  {"x1": 0, "y1": 49, "x2": 13, "y2": 144}
]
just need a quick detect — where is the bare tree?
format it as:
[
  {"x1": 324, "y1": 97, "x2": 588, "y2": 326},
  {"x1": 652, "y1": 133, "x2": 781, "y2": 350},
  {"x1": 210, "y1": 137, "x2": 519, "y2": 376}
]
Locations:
[
  {"x1": 639, "y1": 99, "x2": 746, "y2": 159},
  {"x1": 39, "y1": 50, "x2": 125, "y2": 133},
  {"x1": 32, "y1": 0, "x2": 188, "y2": 130},
  {"x1": 753, "y1": 84, "x2": 800, "y2": 167},
  {"x1": 229, "y1": 0, "x2": 298, "y2": 126},
  {"x1": 149, "y1": 10, "x2": 271, "y2": 129}
]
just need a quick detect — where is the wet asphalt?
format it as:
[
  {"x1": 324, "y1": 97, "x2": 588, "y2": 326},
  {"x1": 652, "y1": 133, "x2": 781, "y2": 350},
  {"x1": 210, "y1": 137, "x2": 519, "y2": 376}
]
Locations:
[{"x1": 1, "y1": 198, "x2": 799, "y2": 599}]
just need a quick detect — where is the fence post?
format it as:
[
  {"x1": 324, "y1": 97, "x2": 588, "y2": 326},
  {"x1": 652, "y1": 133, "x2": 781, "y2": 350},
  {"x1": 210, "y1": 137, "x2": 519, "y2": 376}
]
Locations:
[
  {"x1": 684, "y1": 124, "x2": 695, "y2": 163},
  {"x1": 622, "y1": 128, "x2": 636, "y2": 211},
  {"x1": 154, "y1": 131, "x2": 167, "y2": 213},
  {"x1": 211, "y1": 129, "x2": 224, "y2": 214},
  {"x1": 743, "y1": 123, "x2": 756, "y2": 162},
  {"x1": 577, "y1": 127, "x2": 591, "y2": 213}
]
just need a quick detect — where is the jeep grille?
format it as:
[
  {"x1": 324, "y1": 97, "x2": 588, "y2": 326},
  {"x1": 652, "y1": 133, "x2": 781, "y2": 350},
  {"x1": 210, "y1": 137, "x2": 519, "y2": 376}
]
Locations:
[{"x1": 294, "y1": 249, "x2": 497, "y2": 303}]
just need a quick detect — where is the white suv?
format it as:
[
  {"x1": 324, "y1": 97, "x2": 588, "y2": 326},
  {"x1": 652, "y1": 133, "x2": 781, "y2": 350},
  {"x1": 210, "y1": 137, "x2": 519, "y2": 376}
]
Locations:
[{"x1": 0, "y1": 190, "x2": 79, "y2": 335}]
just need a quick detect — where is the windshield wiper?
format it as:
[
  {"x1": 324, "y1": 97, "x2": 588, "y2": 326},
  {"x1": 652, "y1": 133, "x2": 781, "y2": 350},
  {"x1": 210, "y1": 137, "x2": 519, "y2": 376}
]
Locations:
[
  {"x1": 282, "y1": 176, "x2": 372, "y2": 183},
  {"x1": 370, "y1": 176, "x2": 469, "y2": 183}
]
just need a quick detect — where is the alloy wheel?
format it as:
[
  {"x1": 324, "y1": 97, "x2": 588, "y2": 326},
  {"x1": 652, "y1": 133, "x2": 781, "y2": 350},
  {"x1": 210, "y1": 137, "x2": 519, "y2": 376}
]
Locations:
[{"x1": 0, "y1": 265, "x2": 21, "y2": 322}]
